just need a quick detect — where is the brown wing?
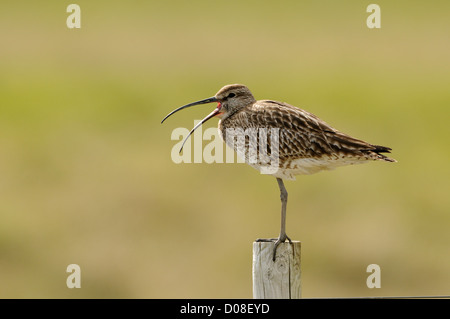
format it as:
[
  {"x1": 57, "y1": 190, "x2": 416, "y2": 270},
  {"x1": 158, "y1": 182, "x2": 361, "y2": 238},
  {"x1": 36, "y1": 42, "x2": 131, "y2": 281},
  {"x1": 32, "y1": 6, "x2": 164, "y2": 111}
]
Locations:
[{"x1": 243, "y1": 100, "x2": 395, "y2": 162}]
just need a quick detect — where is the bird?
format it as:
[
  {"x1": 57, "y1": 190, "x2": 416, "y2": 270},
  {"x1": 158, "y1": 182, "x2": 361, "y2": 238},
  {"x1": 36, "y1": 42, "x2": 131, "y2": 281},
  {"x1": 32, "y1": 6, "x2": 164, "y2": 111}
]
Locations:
[{"x1": 161, "y1": 84, "x2": 396, "y2": 261}]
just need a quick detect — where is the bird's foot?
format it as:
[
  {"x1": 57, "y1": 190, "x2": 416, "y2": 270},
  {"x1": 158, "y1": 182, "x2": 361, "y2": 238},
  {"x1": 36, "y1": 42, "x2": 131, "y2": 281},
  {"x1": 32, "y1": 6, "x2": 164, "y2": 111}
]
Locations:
[
  {"x1": 256, "y1": 234, "x2": 292, "y2": 261},
  {"x1": 255, "y1": 238, "x2": 278, "y2": 242}
]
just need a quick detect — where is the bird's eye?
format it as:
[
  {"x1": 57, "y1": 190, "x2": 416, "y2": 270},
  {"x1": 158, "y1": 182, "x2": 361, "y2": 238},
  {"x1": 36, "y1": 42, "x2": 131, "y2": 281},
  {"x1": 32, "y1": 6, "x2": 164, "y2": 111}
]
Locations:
[{"x1": 227, "y1": 93, "x2": 236, "y2": 98}]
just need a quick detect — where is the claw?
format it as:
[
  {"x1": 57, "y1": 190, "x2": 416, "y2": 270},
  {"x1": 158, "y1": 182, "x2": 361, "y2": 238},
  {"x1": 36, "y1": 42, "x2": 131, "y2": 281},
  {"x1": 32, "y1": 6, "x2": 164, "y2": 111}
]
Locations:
[
  {"x1": 272, "y1": 235, "x2": 292, "y2": 261},
  {"x1": 256, "y1": 238, "x2": 278, "y2": 242},
  {"x1": 256, "y1": 235, "x2": 292, "y2": 261}
]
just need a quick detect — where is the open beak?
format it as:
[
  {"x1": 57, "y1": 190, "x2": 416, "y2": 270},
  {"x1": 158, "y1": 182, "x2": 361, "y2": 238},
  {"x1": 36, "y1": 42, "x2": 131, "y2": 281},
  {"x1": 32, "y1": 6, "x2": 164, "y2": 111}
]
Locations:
[
  {"x1": 161, "y1": 96, "x2": 221, "y2": 153},
  {"x1": 161, "y1": 97, "x2": 218, "y2": 124}
]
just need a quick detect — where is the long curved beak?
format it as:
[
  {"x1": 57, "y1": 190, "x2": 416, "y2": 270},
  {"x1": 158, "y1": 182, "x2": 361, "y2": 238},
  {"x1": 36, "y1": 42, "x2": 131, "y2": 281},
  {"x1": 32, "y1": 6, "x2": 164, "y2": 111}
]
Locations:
[
  {"x1": 161, "y1": 96, "x2": 218, "y2": 124},
  {"x1": 161, "y1": 96, "x2": 221, "y2": 153}
]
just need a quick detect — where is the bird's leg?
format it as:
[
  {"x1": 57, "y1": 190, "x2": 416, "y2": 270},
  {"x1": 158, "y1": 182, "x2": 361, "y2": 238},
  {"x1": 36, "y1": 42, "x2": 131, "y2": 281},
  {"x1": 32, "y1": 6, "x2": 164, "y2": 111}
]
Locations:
[
  {"x1": 272, "y1": 178, "x2": 292, "y2": 260},
  {"x1": 256, "y1": 178, "x2": 292, "y2": 261}
]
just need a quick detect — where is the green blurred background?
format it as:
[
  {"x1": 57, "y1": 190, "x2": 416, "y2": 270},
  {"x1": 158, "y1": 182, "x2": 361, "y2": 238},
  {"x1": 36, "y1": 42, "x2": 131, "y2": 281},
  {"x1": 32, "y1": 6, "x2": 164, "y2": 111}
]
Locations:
[{"x1": 0, "y1": 0, "x2": 449, "y2": 298}]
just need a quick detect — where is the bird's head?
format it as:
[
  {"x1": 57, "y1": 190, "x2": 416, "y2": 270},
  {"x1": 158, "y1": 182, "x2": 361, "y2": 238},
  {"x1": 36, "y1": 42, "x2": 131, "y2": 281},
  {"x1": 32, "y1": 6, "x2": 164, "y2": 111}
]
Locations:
[
  {"x1": 214, "y1": 84, "x2": 256, "y2": 118},
  {"x1": 161, "y1": 84, "x2": 255, "y2": 152}
]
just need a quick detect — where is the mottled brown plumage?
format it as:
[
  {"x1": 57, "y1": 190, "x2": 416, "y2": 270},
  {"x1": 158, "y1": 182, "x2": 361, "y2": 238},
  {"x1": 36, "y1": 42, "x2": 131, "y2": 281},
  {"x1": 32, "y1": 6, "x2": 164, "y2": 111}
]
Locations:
[
  {"x1": 216, "y1": 84, "x2": 395, "y2": 180},
  {"x1": 162, "y1": 84, "x2": 396, "y2": 260}
]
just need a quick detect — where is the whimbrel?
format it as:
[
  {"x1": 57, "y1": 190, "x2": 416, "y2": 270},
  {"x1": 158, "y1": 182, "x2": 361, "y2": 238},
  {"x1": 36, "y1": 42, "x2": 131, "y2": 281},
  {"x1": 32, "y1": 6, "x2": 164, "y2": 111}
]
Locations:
[{"x1": 162, "y1": 84, "x2": 396, "y2": 260}]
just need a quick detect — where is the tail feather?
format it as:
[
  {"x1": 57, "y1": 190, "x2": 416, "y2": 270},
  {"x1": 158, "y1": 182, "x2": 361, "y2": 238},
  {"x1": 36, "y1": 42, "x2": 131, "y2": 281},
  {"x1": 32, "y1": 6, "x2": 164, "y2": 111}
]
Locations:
[{"x1": 371, "y1": 145, "x2": 397, "y2": 162}]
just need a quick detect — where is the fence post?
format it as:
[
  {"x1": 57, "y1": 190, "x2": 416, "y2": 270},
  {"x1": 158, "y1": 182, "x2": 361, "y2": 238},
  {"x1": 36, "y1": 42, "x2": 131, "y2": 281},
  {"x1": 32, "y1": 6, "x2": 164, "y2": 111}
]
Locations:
[{"x1": 252, "y1": 241, "x2": 301, "y2": 299}]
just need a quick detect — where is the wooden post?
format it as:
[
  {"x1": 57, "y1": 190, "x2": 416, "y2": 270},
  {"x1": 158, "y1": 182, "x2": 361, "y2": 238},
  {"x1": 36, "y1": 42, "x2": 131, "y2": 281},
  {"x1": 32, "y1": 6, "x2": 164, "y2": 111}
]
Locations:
[{"x1": 252, "y1": 241, "x2": 301, "y2": 299}]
